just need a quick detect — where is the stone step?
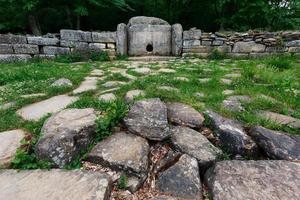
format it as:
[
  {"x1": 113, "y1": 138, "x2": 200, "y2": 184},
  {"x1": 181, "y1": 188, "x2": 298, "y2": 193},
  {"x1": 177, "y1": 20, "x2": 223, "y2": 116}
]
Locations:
[
  {"x1": 128, "y1": 56, "x2": 177, "y2": 62},
  {"x1": 17, "y1": 95, "x2": 79, "y2": 121},
  {"x1": 0, "y1": 169, "x2": 112, "y2": 200}
]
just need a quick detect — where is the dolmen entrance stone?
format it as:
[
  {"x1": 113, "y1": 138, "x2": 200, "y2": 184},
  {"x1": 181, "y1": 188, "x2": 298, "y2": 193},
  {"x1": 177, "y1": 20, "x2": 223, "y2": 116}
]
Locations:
[
  {"x1": 0, "y1": 129, "x2": 26, "y2": 167},
  {"x1": 250, "y1": 126, "x2": 300, "y2": 161},
  {"x1": 124, "y1": 98, "x2": 170, "y2": 141},
  {"x1": 206, "y1": 110, "x2": 258, "y2": 157},
  {"x1": 36, "y1": 108, "x2": 96, "y2": 167},
  {"x1": 167, "y1": 102, "x2": 205, "y2": 129},
  {"x1": 87, "y1": 132, "x2": 149, "y2": 176},
  {"x1": 171, "y1": 126, "x2": 221, "y2": 169},
  {"x1": 205, "y1": 160, "x2": 300, "y2": 200},
  {"x1": 0, "y1": 169, "x2": 112, "y2": 200},
  {"x1": 157, "y1": 154, "x2": 202, "y2": 200}
]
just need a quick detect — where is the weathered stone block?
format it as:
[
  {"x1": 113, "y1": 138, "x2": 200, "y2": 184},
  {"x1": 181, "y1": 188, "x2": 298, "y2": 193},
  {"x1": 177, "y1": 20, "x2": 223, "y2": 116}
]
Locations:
[
  {"x1": 42, "y1": 46, "x2": 70, "y2": 55},
  {"x1": 201, "y1": 40, "x2": 212, "y2": 46},
  {"x1": 89, "y1": 43, "x2": 106, "y2": 51},
  {"x1": 116, "y1": 23, "x2": 127, "y2": 56},
  {"x1": 27, "y1": 36, "x2": 59, "y2": 46},
  {"x1": 171, "y1": 24, "x2": 183, "y2": 56},
  {"x1": 107, "y1": 43, "x2": 115, "y2": 49},
  {"x1": 13, "y1": 44, "x2": 39, "y2": 54},
  {"x1": 128, "y1": 16, "x2": 169, "y2": 26},
  {"x1": 33, "y1": 54, "x2": 55, "y2": 60},
  {"x1": 183, "y1": 28, "x2": 202, "y2": 40},
  {"x1": 0, "y1": 44, "x2": 13, "y2": 54},
  {"x1": 212, "y1": 40, "x2": 224, "y2": 46},
  {"x1": 60, "y1": 40, "x2": 88, "y2": 50},
  {"x1": 0, "y1": 54, "x2": 31, "y2": 63},
  {"x1": 183, "y1": 46, "x2": 212, "y2": 53},
  {"x1": 288, "y1": 47, "x2": 300, "y2": 53},
  {"x1": 216, "y1": 45, "x2": 232, "y2": 53},
  {"x1": 265, "y1": 46, "x2": 287, "y2": 52},
  {"x1": 232, "y1": 41, "x2": 265, "y2": 53},
  {"x1": 227, "y1": 53, "x2": 249, "y2": 58},
  {"x1": 92, "y1": 32, "x2": 116, "y2": 43},
  {"x1": 183, "y1": 40, "x2": 201, "y2": 48},
  {"x1": 0, "y1": 34, "x2": 27, "y2": 44},
  {"x1": 60, "y1": 29, "x2": 92, "y2": 42}
]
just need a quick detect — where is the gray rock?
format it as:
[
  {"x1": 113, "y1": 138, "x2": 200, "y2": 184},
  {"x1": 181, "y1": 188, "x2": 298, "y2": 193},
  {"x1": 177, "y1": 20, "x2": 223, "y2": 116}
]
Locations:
[
  {"x1": 73, "y1": 78, "x2": 98, "y2": 94},
  {"x1": 13, "y1": 44, "x2": 39, "y2": 54},
  {"x1": 87, "y1": 132, "x2": 149, "y2": 176},
  {"x1": 102, "y1": 81, "x2": 125, "y2": 88},
  {"x1": 249, "y1": 126, "x2": 300, "y2": 160},
  {"x1": 124, "y1": 98, "x2": 170, "y2": 141},
  {"x1": 27, "y1": 36, "x2": 59, "y2": 46},
  {"x1": 60, "y1": 29, "x2": 92, "y2": 42},
  {"x1": 132, "y1": 67, "x2": 151, "y2": 75},
  {"x1": 285, "y1": 40, "x2": 300, "y2": 47},
  {"x1": 171, "y1": 24, "x2": 183, "y2": 56},
  {"x1": 0, "y1": 44, "x2": 13, "y2": 54},
  {"x1": 151, "y1": 196, "x2": 178, "y2": 200},
  {"x1": 158, "y1": 86, "x2": 179, "y2": 92},
  {"x1": 205, "y1": 160, "x2": 300, "y2": 200},
  {"x1": 89, "y1": 43, "x2": 106, "y2": 51},
  {"x1": 36, "y1": 108, "x2": 96, "y2": 167},
  {"x1": 183, "y1": 28, "x2": 202, "y2": 40},
  {"x1": 99, "y1": 93, "x2": 116, "y2": 102},
  {"x1": 116, "y1": 23, "x2": 128, "y2": 56},
  {"x1": 167, "y1": 102, "x2": 205, "y2": 129},
  {"x1": 51, "y1": 78, "x2": 73, "y2": 87},
  {"x1": 0, "y1": 169, "x2": 112, "y2": 200},
  {"x1": 158, "y1": 68, "x2": 176, "y2": 73},
  {"x1": 128, "y1": 16, "x2": 169, "y2": 26},
  {"x1": 0, "y1": 54, "x2": 31, "y2": 63},
  {"x1": 0, "y1": 34, "x2": 27, "y2": 44},
  {"x1": 157, "y1": 154, "x2": 202, "y2": 200},
  {"x1": 183, "y1": 40, "x2": 201, "y2": 48},
  {"x1": 42, "y1": 46, "x2": 70, "y2": 55},
  {"x1": 125, "y1": 89, "x2": 145, "y2": 102},
  {"x1": 171, "y1": 126, "x2": 221, "y2": 168},
  {"x1": 222, "y1": 95, "x2": 251, "y2": 112},
  {"x1": 92, "y1": 32, "x2": 116, "y2": 43},
  {"x1": 232, "y1": 41, "x2": 266, "y2": 53},
  {"x1": 0, "y1": 129, "x2": 26, "y2": 167},
  {"x1": 257, "y1": 111, "x2": 300, "y2": 129},
  {"x1": 206, "y1": 110, "x2": 258, "y2": 157},
  {"x1": 60, "y1": 40, "x2": 88, "y2": 50}
]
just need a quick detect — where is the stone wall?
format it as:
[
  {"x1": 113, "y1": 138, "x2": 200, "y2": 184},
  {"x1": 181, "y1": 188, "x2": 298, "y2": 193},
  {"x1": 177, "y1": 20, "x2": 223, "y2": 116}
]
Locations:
[
  {"x1": 182, "y1": 28, "x2": 300, "y2": 58},
  {"x1": 0, "y1": 30, "x2": 116, "y2": 62}
]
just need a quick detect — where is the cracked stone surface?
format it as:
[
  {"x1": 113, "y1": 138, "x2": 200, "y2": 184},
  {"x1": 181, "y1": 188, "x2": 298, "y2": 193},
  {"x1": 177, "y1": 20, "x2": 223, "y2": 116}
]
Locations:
[
  {"x1": 171, "y1": 126, "x2": 221, "y2": 168},
  {"x1": 0, "y1": 169, "x2": 112, "y2": 200},
  {"x1": 0, "y1": 129, "x2": 26, "y2": 167},
  {"x1": 167, "y1": 102, "x2": 205, "y2": 129},
  {"x1": 17, "y1": 95, "x2": 79, "y2": 121},
  {"x1": 87, "y1": 132, "x2": 149, "y2": 176},
  {"x1": 157, "y1": 154, "x2": 202, "y2": 200},
  {"x1": 124, "y1": 98, "x2": 170, "y2": 141},
  {"x1": 36, "y1": 108, "x2": 96, "y2": 167},
  {"x1": 205, "y1": 160, "x2": 300, "y2": 200}
]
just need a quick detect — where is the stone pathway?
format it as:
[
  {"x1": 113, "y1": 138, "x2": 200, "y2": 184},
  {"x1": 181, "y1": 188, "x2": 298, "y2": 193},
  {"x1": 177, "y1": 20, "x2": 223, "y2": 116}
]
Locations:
[
  {"x1": 73, "y1": 77, "x2": 98, "y2": 94},
  {"x1": 17, "y1": 95, "x2": 78, "y2": 121},
  {"x1": 257, "y1": 110, "x2": 300, "y2": 128}
]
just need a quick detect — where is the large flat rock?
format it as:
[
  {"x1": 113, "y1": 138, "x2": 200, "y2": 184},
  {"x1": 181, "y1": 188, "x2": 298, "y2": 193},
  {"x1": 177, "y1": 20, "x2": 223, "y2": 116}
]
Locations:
[
  {"x1": 73, "y1": 78, "x2": 98, "y2": 94},
  {"x1": 205, "y1": 160, "x2": 300, "y2": 200},
  {"x1": 0, "y1": 169, "x2": 112, "y2": 200},
  {"x1": 156, "y1": 154, "x2": 202, "y2": 200},
  {"x1": 171, "y1": 126, "x2": 220, "y2": 168},
  {"x1": 124, "y1": 98, "x2": 170, "y2": 141},
  {"x1": 87, "y1": 132, "x2": 149, "y2": 176},
  {"x1": 0, "y1": 129, "x2": 26, "y2": 167},
  {"x1": 257, "y1": 111, "x2": 300, "y2": 128},
  {"x1": 249, "y1": 126, "x2": 300, "y2": 160},
  {"x1": 17, "y1": 95, "x2": 78, "y2": 121},
  {"x1": 36, "y1": 108, "x2": 96, "y2": 167}
]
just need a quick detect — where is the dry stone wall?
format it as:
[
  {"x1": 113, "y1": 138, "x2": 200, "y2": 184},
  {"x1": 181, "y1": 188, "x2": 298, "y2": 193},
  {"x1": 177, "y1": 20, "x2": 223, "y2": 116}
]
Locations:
[
  {"x1": 0, "y1": 29, "x2": 116, "y2": 63},
  {"x1": 182, "y1": 28, "x2": 300, "y2": 58}
]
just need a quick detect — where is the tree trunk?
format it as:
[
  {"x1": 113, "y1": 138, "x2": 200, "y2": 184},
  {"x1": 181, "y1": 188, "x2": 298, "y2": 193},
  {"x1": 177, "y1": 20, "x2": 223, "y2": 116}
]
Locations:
[
  {"x1": 76, "y1": 14, "x2": 81, "y2": 30},
  {"x1": 28, "y1": 13, "x2": 42, "y2": 36}
]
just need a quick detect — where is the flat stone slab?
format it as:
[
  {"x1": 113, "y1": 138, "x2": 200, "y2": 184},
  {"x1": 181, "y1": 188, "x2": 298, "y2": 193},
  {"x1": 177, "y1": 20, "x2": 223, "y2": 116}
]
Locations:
[
  {"x1": 124, "y1": 98, "x2": 170, "y2": 141},
  {"x1": 206, "y1": 110, "x2": 258, "y2": 157},
  {"x1": 158, "y1": 86, "x2": 179, "y2": 92},
  {"x1": 73, "y1": 78, "x2": 98, "y2": 94},
  {"x1": 257, "y1": 111, "x2": 300, "y2": 128},
  {"x1": 205, "y1": 160, "x2": 300, "y2": 200},
  {"x1": 167, "y1": 102, "x2": 205, "y2": 129},
  {"x1": 132, "y1": 67, "x2": 151, "y2": 75},
  {"x1": 17, "y1": 95, "x2": 79, "y2": 121},
  {"x1": 36, "y1": 108, "x2": 96, "y2": 167},
  {"x1": 20, "y1": 93, "x2": 46, "y2": 98},
  {"x1": 51, "y1": 78, "x2": 73, "y2": 87},
  {"x1": 222, "y1": 95, "x2": 251, "y2": 112},
  {"x1": 125, "y1": 89, "x2": 145, "y2": 102},
  {"x1": 99, "y1": 93, "x2": 116, "y2": 102},
  {"x1": 0, "y1": 129, "x2": 26, "y2": 167},
  {"x1": 0, "y1": 169, "x2": 112, "y2": 200},
  {"x1": 157, "y1": 154, "x2": 202, "y2": 200},
  {"x1": 87, "y1": 132, "x2": 149, "y2": 176},
  {"x1": 102, "y1": 81, "x2": 126, "y2": 88},
  {"x1": 158, "y1": 68, "x2": 176, "y2": 73},
  {"x1": 249, "y1": 126, "x2": 300, "y2": 161},
  {"x1": 90, "y1": 69, "x2": 104, "y2": 77},
  {"x1": 171, "y1": 126, "x2": 220, "y2": 168}
]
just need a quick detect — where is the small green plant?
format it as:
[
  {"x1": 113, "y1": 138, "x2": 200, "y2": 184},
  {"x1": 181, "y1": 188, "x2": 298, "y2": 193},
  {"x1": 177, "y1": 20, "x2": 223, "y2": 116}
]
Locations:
[
  {"x1": 118, "y1": 174, "x2": 127, "y2": 190},
  {"x1": 265, "y1": 55, "x2": 293, "y2": 70},
  {"x1": 208, "y1": 49, "x2": 227, "y2": 60},
  {"x1": 55, "y1": 52, "x2": 83, "y2": 63},
  {"x1": 115, "y1": 54, "x2": 129, "y2": 61},
  {"x1": 90, "y1": 51, "x2": 110, "y2": 61}
]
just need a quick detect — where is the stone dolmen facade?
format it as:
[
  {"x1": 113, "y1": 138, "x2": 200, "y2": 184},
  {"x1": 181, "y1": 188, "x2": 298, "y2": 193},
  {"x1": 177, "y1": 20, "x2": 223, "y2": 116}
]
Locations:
[{"x1": 1, "y1": 16, "x2": 300, "y2": 62}]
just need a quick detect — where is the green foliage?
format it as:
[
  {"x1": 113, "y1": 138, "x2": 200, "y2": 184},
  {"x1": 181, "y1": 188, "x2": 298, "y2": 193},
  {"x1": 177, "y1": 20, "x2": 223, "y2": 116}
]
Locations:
[
  {"x1": 208, "y1": 49, "x2": 227, "y2": 60},
  {"x1": 115, "y1": 54, "x2": 129, "y2": 61},
  {"x1": 90, "y1": 51, "x2": 110, "y2": 61},
  {"x1": 118, "y1": 174, "x2": 128, "y2": 190},
  {"x1": 55, "y1": 52, "x2": 84, "y2": 63},
  {"x1": 265, "y1": 56, "x2": 293, "y2": 70}
]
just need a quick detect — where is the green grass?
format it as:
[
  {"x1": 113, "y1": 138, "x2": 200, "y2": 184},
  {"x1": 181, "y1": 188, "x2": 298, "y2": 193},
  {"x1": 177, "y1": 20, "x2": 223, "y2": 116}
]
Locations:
[{"x1": 0, "y1": 55, "x2": 299, "y2": 169}]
